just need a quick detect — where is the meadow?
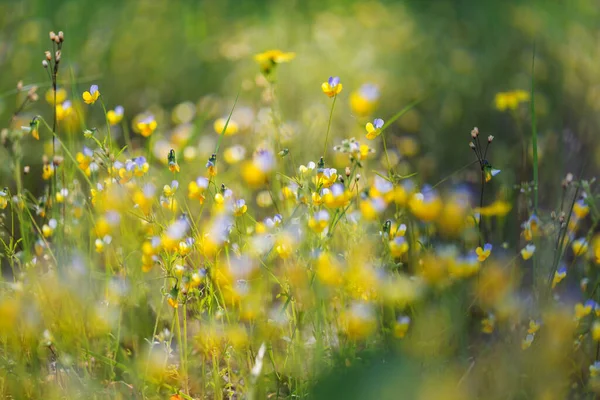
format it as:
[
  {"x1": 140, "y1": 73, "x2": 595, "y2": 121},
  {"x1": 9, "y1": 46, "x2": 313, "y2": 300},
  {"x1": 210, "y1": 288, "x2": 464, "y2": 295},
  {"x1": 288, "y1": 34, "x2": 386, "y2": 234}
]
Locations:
[{"x1": 2, "y1": 1, "x2": 600, "y2": 399}]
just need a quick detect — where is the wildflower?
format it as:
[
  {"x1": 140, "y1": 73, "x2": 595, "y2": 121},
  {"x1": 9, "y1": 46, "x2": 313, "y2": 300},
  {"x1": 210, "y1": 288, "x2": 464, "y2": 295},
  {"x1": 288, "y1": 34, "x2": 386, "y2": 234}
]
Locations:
[
  {"x1": 42, "y1": 218, "x2": 58, "y2": 237},
  {"x1": 206, "y1": 154, "x2": 217, "y2": 177},
  {"x1": 590, "y1": 362, "x2": 600, "y2": 377},
  {"x1": 521, "y1": 333, "x2": 535, "y2": 350},
  {"x1": 233, "y1": 199, "x2": 248, "y2": 216},
  {"x1": 315, "y1": 167, "x2": 338, "y2": 188},
  {"x1": 298, "y1": 161, "x2": 316, "y2": 175},
  {"x1": 552, "y1": 266, "x2": 567, "y2": 289},
  {"x1": 224, "y1": 145, "x2": 246, "y2": 164},
  {"x1": 55, "y1": 188, "x2": 68, "y2": 203},
  {"x1": 76, "y1": 146, "x2": 95, "y2": 175},
  {"x1": 527, "y1": 320, "x2": 541, "y2": 334},
  {"x1": 167, "y1": 287, "x2": 179, "y2": 308},
  {"x1": 42, "y1": 164, "x2": 54, "y2": 180},
  {"x1": 0, "y1": 191, "x2": 7, "y2": 209},
  {"x1": 322, "y1": 184, "x2": 352, "y2": 208},
  {"x1": 241, "y1": 149, "x2": 275, "y2": 188},
  {"x1": 136, "y1": 115, "x2": 157, "y2": 137},
  {"x1": 22, "y1": 118, "x2": 40, "y2": 140},
  {"x1": 475, "y1": 199, "x2": 511, "y2": 217},
  {"x1": 56, "y1": 100, "x2": 72, "y2": 121},
  {"x1": 106, "y1": 105, "x2": 124, "y2": 125},
  {"x1": 321, "y1": 76, "x2": 343, "y2": 97},
  {"x1": 82, "y1": 84, "x2": 100, "y2": 104},
  {"x1": 95, "y1": 235, "x2": 112, "y2": 253},
  {"x1": 45, "y1": 87, "x2": 67, "y2": 104},
  {"x1": 521, "y1": 244, "x2": 536, "y2": 260},
  {"x1": 168, "y1": 149, "x2": 180, "y2": 173},
  {"x1": 214, "y1": 118, "x2": 239, "y2": 136},
  {"x1": 163, "y1": 180, "x2": 179, "y2": 197},
  {"x1": 350, "y1": 84, "x2": 380, "y2": 117},
  {"x1": 521, "y1": 214, "x2": 540, "y2": 241},
  {"x1": 254, "y1": 49, "x2": 295, "y2": 74},
  {"x1": 188, "y1": 177, "x2": 209, "y2": 203},
  {"x1": 162, "y1": 219, "x2": 189, "y2": 253},
  {"x1": 340, "y1": 302, "x2": 376, "y2": 340},
  {"x1": 389, "y1": 236, "x2": 409, "y2": 258},
  {"x1": 408, "y1": 186, "x2": 442, "y2": 222},
  {"x1": 494, "y1": 90, "x2": 530, "y2": 111},
  {"x1": 133, "y1": 183, "x2": 156, "y2": 215},
  {"x1": 475, "y1": 243, "x2": 492, "y2": 262},
  {"x1": 308, "y1": 210, "x2": 330, "y2": 233},
  {"x1": 574, "y1": 300, "x2": 594, "y2": 320},
  {"x1": 482, "y1": 314, "x2": 495, "y2": 334},
  {"x1": 572, "y1": 238, "x2": 589, "y2": 256},
  {"x1": 365, "y1": 118, "x2": 384, "y2": 140},
  {"x1": 483, "y1": 164, "x2": 501, "y2": 183},
  {"x1": 393, "y1": 316, "x2": 411, "y2": 338}
]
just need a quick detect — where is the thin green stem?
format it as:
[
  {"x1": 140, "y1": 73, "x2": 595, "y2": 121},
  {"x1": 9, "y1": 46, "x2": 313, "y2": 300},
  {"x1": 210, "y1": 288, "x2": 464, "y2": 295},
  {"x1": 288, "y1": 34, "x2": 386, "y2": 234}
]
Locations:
[{"x1": 323, "y1": 94, "x2": 337, "y2": 158}]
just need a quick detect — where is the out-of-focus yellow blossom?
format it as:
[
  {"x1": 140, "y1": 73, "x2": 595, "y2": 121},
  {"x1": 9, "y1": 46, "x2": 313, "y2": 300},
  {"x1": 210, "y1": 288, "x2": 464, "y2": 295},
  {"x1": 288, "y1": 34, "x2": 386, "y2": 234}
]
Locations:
[
  {"x1": 521, "y1": 333, "x2": 535, "y2": 350},
  {"x1": 56, "y1": 100, "x2": 73, "y2": 120},
  {"x1": 322, "y1": 184, "x2": 352, "y2": 208},
  {"x1": 350, "y1": 83, "x2": 379, "y2": 117},
  {"x1": 476, "y1": 243, "x2": 492, "y2": 262},
  {"x1": 393, "y1": 316, "x2": 411, "y2": 338},
  {"x1": 82, "y1": 84, "x2": 100, "y2": 105},
  {"x1": 133, "y1": 184, "x2": 156, "y2": 215},
  {"x1": 528, "y1": 320, "x2": 541, "y2": 334},
  {"x1": 0, "y1": 191, "x2": 8, "y2": 209},
  {"x1": 241, "y1": 149, "x2": 275, "y2": 188},
  {"x1": 494, "y1": 90, "x2": 530, "y2": 111},
  {"x1": 214, "y1": 118, "x2": 239, "y2": 136},
  {"x1": 42, "y1": 218, "x2": 57, "y2": 238},
  {"x1": 233, "y1": 199, "x2": 247, "y2": 216},
  {"x1": 45, "y1": 87, "x2": 67, "y2": 104},
  {"x1": 476, "y1": 199, "x2": 512, "y2": 217},
  {"x1": 365, "y1": 118, "x2": 384, "y2": 140},
  {"x1": 339, "y1": 302, "x2": 376, "y2": 340},
  {"x1": 482, "y1": 314, "x2": 495, "y2": 334},
  {"x1": 521, "y1": 244, "x2": 536, "y2": 260},
  {"x1": 398, "y1": 136, "x2": 420, "y2": 157},
  {"x1": 590, "y1": 362, "x2": 600, "y2": 377},
  {"x1": 572, "y1": 238, "x2": 588, "y2": 256},
  {"x1": 187, "y1": 177, "x2": 209, "y2": 204},
  {"x1": 42, "y1": 164, "x2": 54, "y2": 180},
  {"x1": 389, "y1": 236, "x2": 409, "y2": 258},
  {"x1": 321, "y1": 76, "x2": 342, "y2": 98},
  {"x1": 106, "y1": 105, "x2": 124, "y2": 125},
  {"x1": 408, "y1": 187, "x2": 442, "y2": 222},
  {"x1": 521, "y1": 214, "x2": 540, "y2": 241},
  {"x1": 254, "y1": 49, "x2": 295, "y2": 74},
  {"x1": 448, "y1": 254, "x2": 480, "y2": 278},
  {"x1": 316, "y1": 253, "x2": 344, "y2": 286},
  {"x1": 135, "y1": 114, "x2": 157, "y2": 137},
  {"x1": 308, "y1": 210, "x2": 330, "y2": 233},
  {"x1": 574, "y1": 301, "x2": 594, "y2": 320},
  {"x1": 224, "y1": 145, "x2": 246, "y2": 164},
  {"x1": 592, "y1": 321, "x2": 600, "y2": 341}
]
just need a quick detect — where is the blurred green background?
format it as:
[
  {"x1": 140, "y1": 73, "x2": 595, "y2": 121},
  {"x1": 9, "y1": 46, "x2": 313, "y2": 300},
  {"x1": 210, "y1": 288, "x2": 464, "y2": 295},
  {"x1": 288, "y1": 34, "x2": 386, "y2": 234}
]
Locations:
[{"x1": 3, "y1": 0, "x2": 599, "y2": 190}]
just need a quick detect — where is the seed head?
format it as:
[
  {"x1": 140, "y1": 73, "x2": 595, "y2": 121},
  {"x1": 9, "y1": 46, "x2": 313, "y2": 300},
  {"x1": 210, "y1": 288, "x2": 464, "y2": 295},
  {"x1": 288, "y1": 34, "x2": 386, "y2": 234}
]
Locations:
[
  {"x1": 42, "y1": 60, "x2": 49, "y2": 68},
  {"x1": 488, "y1": 135, "x2": 494, "y2": 143},
  {"x1": 471, "y1": 127, "x2": 479, "y2": 138},
  {"x1": 49, "y1": 31, "x2": 56, "y2": 41},
  {"x1": 469, "y1": 142, "x2": 476, "y2": 149},
  {"x1": 58, "y1": 31, "x2": 64, "y2": 42}
]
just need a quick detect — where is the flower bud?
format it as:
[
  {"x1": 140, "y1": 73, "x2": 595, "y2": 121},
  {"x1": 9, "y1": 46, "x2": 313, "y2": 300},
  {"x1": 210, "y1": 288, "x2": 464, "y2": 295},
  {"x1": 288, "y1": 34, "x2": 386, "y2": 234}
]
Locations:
[
  {"x1": 55, "y1": 51, "x2": 61, "y2": 63},
  {"x1": 42, "y1": 60, "x2": 49, "y2": 68},
  {"x1": 471, "y1": 127, "x2": 479, "y2": 138},
  {"x1": 49, "y1": 31, "x2": 56, "y2": 41},
  {"x1": 16, "y1": 81, "x2": 23, "y2": 91},
  {"x1": 58, "y1": 31, "x2": 64, "y2": 42},
  {"x1": 469, "y1": 142, "x2": 476, "y2": 149},
  {"x1": 488, "y1": 135, "x2": 494, "y2": 143}
]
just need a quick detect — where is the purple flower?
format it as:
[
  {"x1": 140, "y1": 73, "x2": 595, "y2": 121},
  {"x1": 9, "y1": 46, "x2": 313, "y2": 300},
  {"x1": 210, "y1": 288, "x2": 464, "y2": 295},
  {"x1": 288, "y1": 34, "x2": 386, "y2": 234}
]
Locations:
[
  {"x1": 373, "y1": 118, "x2": 384, "y2": 129},
  {"x1": 359, "y1": 84, "x2": 380, "y2": 101},
  {"x1": 90, "y1": 84, "x2": 99, "y2": 94}
]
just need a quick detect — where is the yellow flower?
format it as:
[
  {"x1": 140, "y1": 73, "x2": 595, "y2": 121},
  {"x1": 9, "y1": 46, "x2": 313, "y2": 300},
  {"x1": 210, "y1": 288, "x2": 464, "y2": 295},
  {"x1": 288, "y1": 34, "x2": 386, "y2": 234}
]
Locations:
[
  {"x1": 365, "y1": 118, "x2": 384, "y2": 140},
  {"x1": 521, "y1": 333, "x2": 535, "y2": 350},
  {"x1": 572, "y1": 238, "x2": 588, "y2": 256},
  {"x1": 527, "y1": 320, "x2": 540, "y2": 335},
  {"x1": 188, "y1": 177, "x2": 209, "y2": 203},
  {"x1": 42, "y1": 164, "x2": 54, "y2": 180},
  {"x1": 0, "y1": 191, "x2": 7, "y2": 210},
  {"x1": 475, "y1": 243, "x2": 492, "y2": 262},
  {"x1": 494, "y1": 90, "x2": 530, "y2": 111},
  {"x1": 82, "y1": 84, "x2": 100, "y2": 105},
  {"x1": 233, "y1": 199, "x2": 247, "y2": 216},
  {"x1": 393, "y1": 316, "x2": 411, "y2": 338},
  {"x1": 42, "y1": 219, "x2": 58, "y2": 238},
  {"x1": 107, "y1": 105, "x2": 124, "y2": 125},
  {"x1": 408, "y1": 188, "x2": 442, "y2": 222},
  {"x1": 315, "y1": 167, "x2": 338, "y2": 188},
  {"x1": 349, "y1": 84, "x2": 379, "y2": 117},
  {"x1": 308, "y1": 210, "x2": 330, "y2": 233},
  {"x1": 135, "y1": 115, "x2": 157, "y2": 137},
  {"x1": 321, "y1": 76, "x2": 342, "y2": 97},
  {"x1": 254, "y1": 49, "x2": 295, "y2": 73},
  {"x1": 552, "y1": 266, "x2": 567, "y2": 289},
  {"x1": 214, "y1": 118, "x2": 239, "y2": 136},
  {"x1": 574, "y1": 301, "x2": 594, "y2": 320},
  {"x1": 56, "y1": 100, "x2": 73, "y2": 121},
  {"x1": 45, "y1": 87, "x2": 67, "y2": 104},
  {"x1": 475, "y1": 199, "x2": 512, "y2": 217},
  {"x1": 481, "y1": 314, "x2": 495, "y2": 334},
  {"x1": 520, "y1": 244, "x2": 536, "y2": 260},
  {"x1": 389, "y1": 236, "x2": 409, "y2": 258}
]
